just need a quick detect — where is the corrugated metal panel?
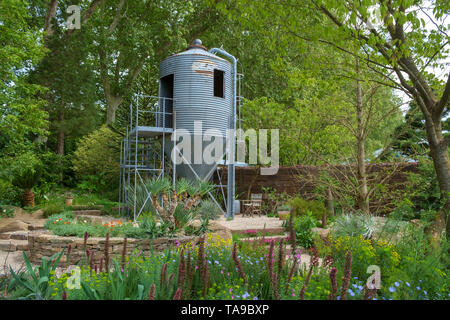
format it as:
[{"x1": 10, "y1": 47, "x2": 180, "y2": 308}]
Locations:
[{"x1": 159, "y1": 48, "x2": 233, "y2": 137}]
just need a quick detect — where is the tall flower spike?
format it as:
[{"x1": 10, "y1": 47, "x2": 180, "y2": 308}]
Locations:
[
  {"x1": 121, "y1": 237, "x2": 128, "y2": 269},
  {"x1": 168, "y1": 273, "x2": 175, "y2": 287},
  {"x1": 104, "y1": 232, "x2": 110, "y2": 273},
  {"x1": 173, "y1": 288, "x2": 182, "y2": 300},
  {"x1": 185, "y1": 250, "x2": 192, "y2": 299},
  {"x1": 285, "y1": 256, "x2": 298, "y2": 294},
  {"x1": 148, "y1": 284, "x2": 155, "y2": 300},
  {"x1": 178, "y1": 249, "x2": 185, "y2": 294},
  {"x1": 160, "y1": 263, "x2": 168, "y2": 287},
  {"x1": 288, "y1": 210, "x2": 296, "y2": 251},
  {"x1": 272, "y1": 272, "x2": 279, "y2": 300},
  {"x1": 277, "y1": 239, "x2": 284, "y2": 273},
  {"x1": 311, "y1": 246, "x2": 319, "y2": 267},
  {"x1": 340, "y1": 251, "x2": 352, "y2": 300},
  {"x1": 198, "y1": 236, "x2": 205, "y2": 279},
  {"x1": 89, "y1": 251, "x2": 94, "y2": 270},
  {"x1": 328, "y1": 267, "x2": 338, "y2": 300},
  {"x1": 267, "y1": 240, "x2": 275, "y2": 279},
  {"x1": 232, "y1": 242, "x2": 246, "y2": 283},
  {"x1": 83, "y1": 232, "x2": 89, "y2": 251},
  {"x1": 202, "y1": 260, "x2": 210, "y2": 297}
]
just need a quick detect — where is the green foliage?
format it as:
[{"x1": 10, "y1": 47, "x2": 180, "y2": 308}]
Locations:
[
  {"x1": 0, "y1": 179, "x2": 22, "y2": 206},
  {"x1": 5, "y1": 228, "x2": 449, "y2": 300},
  {"x1": 140, "y1": 177, "x2": 214, "y2": 230},
  {"x1": 136, "y1": 213, "x2": 171, "y2": 239},
  {"x1": 0, "y1": 204, "x2": 15, "y2": 219},
  {"x1": 260, "y1": 186, "x2": 291, "y2": 215},
  {"x1": 39, "y1": 152, "x2": 76, "y2": 189},
  {"x1": 5, "y1": 151, "x2": 43, "y2": 190},
  {"x1": 404, "y1": 157, "x2": 445, "y2": 213},
  {"x1": 195, "y1": 200, "x2": 221, "y2": 221},
  {"x1": 290, "y1": 197, "x2": 327, "y2": 221},
  {"x1": 72, "y1": 126, "x2": 121, "y2": 192},
  {"x1": 8, "y1": 250, "x2": 65, "y2": 300},
  {"x1": 42, "y1": 202, "x2": 65, "y2": 219},
  {"x1": 44, "y1": 211, "x2": 174, "y2": 239},
  {"x1": 0, "y1": 0, "x2": 48, "y2": 158},
  {"x1": 332, "y1": 212, "x2": 378, "y2": 239},
  {"x1": 125, "y1": 182, "x2": 155, "y2": 217},
  {"x1": 290, "y1": 212, "x2": 317, "y2": 248},
  {"x1": 381, "y1": 225, "x2": 449, "y2": 300}
]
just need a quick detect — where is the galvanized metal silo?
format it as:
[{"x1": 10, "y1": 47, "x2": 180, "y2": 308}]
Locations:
[{"x1": 159, "y1": 39, "x2": 234, "y2": 182}]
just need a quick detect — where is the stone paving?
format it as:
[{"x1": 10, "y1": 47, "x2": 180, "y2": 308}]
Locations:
[{"x1": 215, "y1": 214, "x2": 285, "y2": 234}]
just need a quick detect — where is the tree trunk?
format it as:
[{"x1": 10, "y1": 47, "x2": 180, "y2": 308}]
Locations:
[
  {"x1": 325, "y1": 186, "x2": 334, "y2": 217},
  {"x1": 105, "y1": 96, "x2": 123, "y2": 124},
  {"x1": 355, "y1": 57, "x2": 369, "y2": 214},
  {"x1": 57, "y1": 111, "x2": 64, "y2": 155},
  {"x1": 424, "y1": 113, "x2": 450, "y2": 240},
  {"x1": 22, "y1": 188, "x2": 35, "y2": 207}
]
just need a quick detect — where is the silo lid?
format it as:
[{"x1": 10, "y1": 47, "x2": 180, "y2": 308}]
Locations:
[{"x1": 170, "y1": 39, "x2": 228, "y2": 62}]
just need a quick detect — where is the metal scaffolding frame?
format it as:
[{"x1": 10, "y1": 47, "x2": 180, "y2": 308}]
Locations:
[
  {"x1": 119, "y1": 94, "x2": 243, "y2": 222},
  {"x1": 119, "y1": 65, "x2": 244, "y2": 221}
]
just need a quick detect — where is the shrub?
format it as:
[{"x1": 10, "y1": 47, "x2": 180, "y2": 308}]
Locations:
[
  {"x1": 42, "y1": 202, "x2": 65, "y2": 218},
  {"x1": 381, "y1": 224, "x2": 449, "y2": 300},
  {"x1": 72, "y1": 126, "x2": 121, "y2": 192},
  {"x1": 290, "y1": 197, "x2": 327, "y2": 221},
  {"x1": 332, "y1": 212, "x2": 377, "y2": 239},
  {"x1": 7, "y1": 151, "x2": 43, "y2": 207},
  {"x1": 195, "y1": 200, "x2": 221, "y2": 221},
  {"x1": 291, "y1": 212, "x2": 317, "y2": 248},
  {"x1": 0, "y1": 179, "x2": 21, "y2": 206}
]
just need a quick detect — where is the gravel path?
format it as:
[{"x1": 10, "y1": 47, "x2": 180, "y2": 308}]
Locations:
[{"x1": 216, "y1": 215, "x2": 285, "y2": 233}]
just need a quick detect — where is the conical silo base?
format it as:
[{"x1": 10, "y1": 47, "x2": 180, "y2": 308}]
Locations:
[{"x1": 164, "y1": 136, "x2": 225, "y2": 182}]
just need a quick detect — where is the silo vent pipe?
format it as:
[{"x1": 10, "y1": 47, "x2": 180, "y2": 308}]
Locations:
[{"x1": 208, "y1": 47, "x2": 236, "y2": 219}]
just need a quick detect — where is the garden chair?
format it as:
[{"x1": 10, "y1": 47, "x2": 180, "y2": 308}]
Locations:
[{"x1": 242, "y1": 193, "x2": 263, "y2": 217}]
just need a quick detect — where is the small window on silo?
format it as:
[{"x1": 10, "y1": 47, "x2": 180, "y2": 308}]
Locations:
[{"x1": 214, "y1": 69, "x2": 224, "y2": 98}]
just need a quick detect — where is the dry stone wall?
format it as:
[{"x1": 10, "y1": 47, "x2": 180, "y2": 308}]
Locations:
[{"x1": 28, "y1": 231, "x2": 197, "y2": 267}]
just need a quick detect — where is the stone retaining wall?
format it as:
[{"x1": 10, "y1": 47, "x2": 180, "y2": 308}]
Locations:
[{"x1": 28, "y1": 232, "x2": 197, "y2": 267}]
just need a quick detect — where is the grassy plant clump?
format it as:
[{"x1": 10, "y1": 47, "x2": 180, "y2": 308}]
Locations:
[
  {"x1": 290, "y1": 197, "x2": 327, "y2": 221},
  {"x1": 42, "y1": 202, "x2": 65, "y2": 218},
  {"x1": 332, "y1": 212, "x2": 378, "y2": 239}
]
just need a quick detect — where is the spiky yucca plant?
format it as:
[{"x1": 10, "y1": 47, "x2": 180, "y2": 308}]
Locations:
[{"x1": 143, "y1": 177, "x2": 214, "y2": 230}]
